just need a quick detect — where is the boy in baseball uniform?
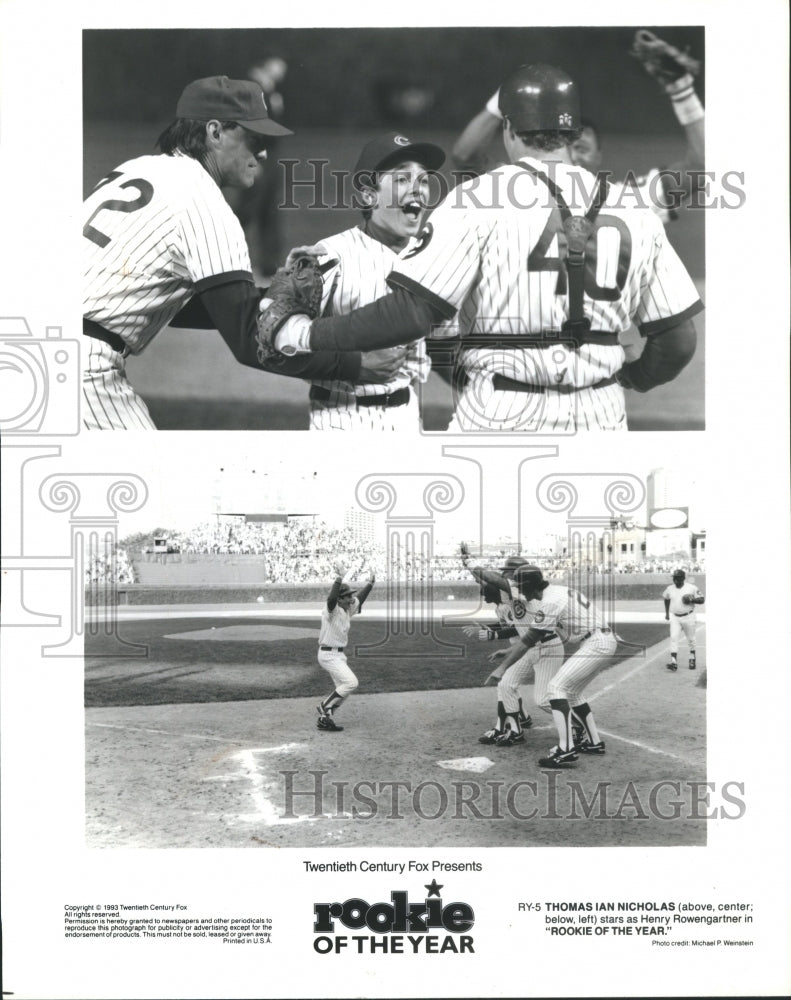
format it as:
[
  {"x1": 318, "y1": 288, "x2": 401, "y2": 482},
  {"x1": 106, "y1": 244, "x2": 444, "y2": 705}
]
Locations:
[
  {"x1": 307, "y1": 132, "x2": 445, "y2": 431},
  {"x1": 316, "y1": 565, "x2": 375, "y2": 731},
  {"x1": 663, "y1": 569, "x2": 704, "y2": 670}
]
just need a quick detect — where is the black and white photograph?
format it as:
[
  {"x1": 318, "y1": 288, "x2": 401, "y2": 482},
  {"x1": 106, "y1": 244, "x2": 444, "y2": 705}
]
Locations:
[
  {"x1": 0, "y1": 1, "x2": 789, "y2": 998},
  {"x1": 80, "y1": 25, "x2": 705, "y2": 432},
  {"x1": 82, "y1": 439, "x2": 709, "y2": 850}
]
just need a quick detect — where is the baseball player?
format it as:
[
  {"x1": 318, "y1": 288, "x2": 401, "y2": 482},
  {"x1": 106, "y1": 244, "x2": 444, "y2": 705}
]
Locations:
[
  {"x1": 315, "y1": 564, "x2": 375, "y2": 731},
  {"x1": 459, "y1": 544, "x2": 532, "y2": 741},
  {"x1": 82, "y1": 75, "x2": 400, "y2": 430},
  {"x1": 305, "y1": 133, "x2": 445, "y2": 430},
  {"x1": 663, "y1": 569, "x2": 704, "y2": 671},
  {"x1": 452, "y1": 29, "x2": 705, "y2": 227},
  {"x1": 268, "y1": 63, "x2": 703, "y2": 433},
  {"x1": 496, "y1": 565, "x2": 617, "y2": 768}
]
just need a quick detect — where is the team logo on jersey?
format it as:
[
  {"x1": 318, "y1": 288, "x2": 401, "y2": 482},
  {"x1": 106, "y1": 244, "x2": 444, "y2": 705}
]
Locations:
[
  {"x1": 403, "y1": 222, "x2": 434, "y2": 259},
  {"x1": 512, "y1": 599, "x2": 527, "y2": 620},
  {"x1": 533, "y1": 611, "x2": 546, "y2": 624},
  {"x1": 558, "y1": 113, "x2": 573, "y2": 127},
  {"x1": 394, "y1": 134, "x2": 411, "y2": 146}
]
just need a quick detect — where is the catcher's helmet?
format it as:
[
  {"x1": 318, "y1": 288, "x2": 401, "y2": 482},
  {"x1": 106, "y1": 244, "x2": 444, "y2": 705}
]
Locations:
[
  {"x1": 498, "y1": 63, "x2": 581, "y2": 132},
  {"x1": 513, "y1": 564, "x2": 549, "y2": 594}
]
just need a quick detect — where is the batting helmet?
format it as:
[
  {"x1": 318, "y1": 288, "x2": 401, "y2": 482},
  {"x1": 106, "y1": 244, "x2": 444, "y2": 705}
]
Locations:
[
  {"x1": 498, "y1": 63, "x2": 581, "y2": 132},
  {"x1": 513, "y1": 564, "x2": 549, "y2": 594}
]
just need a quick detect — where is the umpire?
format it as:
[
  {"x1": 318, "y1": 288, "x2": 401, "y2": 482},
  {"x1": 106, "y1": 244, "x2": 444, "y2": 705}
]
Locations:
[{"x1": 82, "y1": 75, "x2": 401, "y2": 429}]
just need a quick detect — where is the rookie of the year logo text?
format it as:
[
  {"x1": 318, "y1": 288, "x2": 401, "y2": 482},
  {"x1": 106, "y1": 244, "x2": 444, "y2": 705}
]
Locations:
[{"x1": 313, "y1": 880, "x2": 475, "y2": 954}]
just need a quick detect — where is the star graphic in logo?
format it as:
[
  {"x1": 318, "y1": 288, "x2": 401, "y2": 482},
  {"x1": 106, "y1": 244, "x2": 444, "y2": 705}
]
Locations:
[{"x1": 425, "y1": 879, "x2": 443, "y2": 897}]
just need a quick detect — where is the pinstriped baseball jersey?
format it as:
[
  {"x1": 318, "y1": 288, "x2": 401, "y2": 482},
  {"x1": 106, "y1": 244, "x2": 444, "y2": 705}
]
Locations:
[
  {"x1": 610, "y1": 168, "x2": 672, "y2": 225},
  {"x1": 313, "y1": 228, "x2": 430, "y2": 398},
  {"x1": 318, "y1": 598, "x2": 359, "y2": 646},
  {"x1": 389, "y1": 156, "x2": 702, "y2": 391},
  {"x1": 663, "y1": 581, "x2": 702, "y2": 614},
  {"x1": 83, "y1": 151, "x2": 253, "y2": 353},
  {"x1": 523, "y1": 583, "x2": 607, "y2": 646}
]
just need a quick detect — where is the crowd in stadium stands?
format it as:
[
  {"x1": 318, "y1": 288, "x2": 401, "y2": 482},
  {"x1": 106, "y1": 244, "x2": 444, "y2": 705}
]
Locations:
[
  {"x1": 85, "y1": 547, "x2": 136, "y2": 585},
  {"x1": 89, "y1": 518, "x2": 703, "y2": 586}
]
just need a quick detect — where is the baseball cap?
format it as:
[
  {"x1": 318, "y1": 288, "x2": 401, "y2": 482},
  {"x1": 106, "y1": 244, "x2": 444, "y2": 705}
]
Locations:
[
  {"x1": 338, "y1": 584, "x2": 356, "y2": 597},
  {"x1": 353, "y1": 131, "x2": 445, "y2": 179},
  {"x1": 176, "y1": 75, "x2": 293, "y2": 136}
]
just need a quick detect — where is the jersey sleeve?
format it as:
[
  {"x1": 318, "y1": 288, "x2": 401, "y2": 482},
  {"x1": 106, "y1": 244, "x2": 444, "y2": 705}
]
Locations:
[
  {"x1": 386, "y1": 198, "x2": 483, "y2": 318},
  {"x1": 634, "y1": 221, "x2": 703, "y2": 335},
  {"x1": 662, "y1": 586, "x2": 672, "y2": 599}
]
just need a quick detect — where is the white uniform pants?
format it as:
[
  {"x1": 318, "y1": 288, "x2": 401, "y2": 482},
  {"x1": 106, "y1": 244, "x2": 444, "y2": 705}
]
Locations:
[
  {"x1": 318, "y1": 648, "x2": 358, "y2": 698},
  {"x1": 309, "y1": 386, "x2": 419, "y2": 431},
  {"x1": 449, "y1": 378, "x2": 627, "y2": 433},
  {"x1": 498, "y1": 637, "x2": 565, "y2": 713},
  {"x1": 669, "y1": 613, "x2": 697, "y2": 653},
  {"x1": 83, "y1": 339, "x2": 156, "y2": 430},
  {"x1": 547, "y1": 629, "x2": 618, "y2": 704}
]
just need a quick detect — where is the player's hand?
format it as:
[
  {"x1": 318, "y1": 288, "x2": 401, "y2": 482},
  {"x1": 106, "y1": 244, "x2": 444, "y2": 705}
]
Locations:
[
  {"x1": 665, "y1": 614, "x2": 670, "y2": 621},
  {"x1": 366, "y1": 565, "x2": 376, "y2": 584},
  {"x1": 358, "y1": 347, "x2": 409, "y2": 384},
  {"x1": 460, "y1": 541, "x2": 470, "y2": 563},
  {"x1": 462, "y1": 623, "x2": 483, "y2": 638},
  {"x1": 333, "y1": 562, "x2": 347, "y2": 578},
  {"x1": 487, "y1": 649, "x2": 507, "y2": 662},
  {"x1": 483, "y1": 672, "x2": 500, "y2": 686}
]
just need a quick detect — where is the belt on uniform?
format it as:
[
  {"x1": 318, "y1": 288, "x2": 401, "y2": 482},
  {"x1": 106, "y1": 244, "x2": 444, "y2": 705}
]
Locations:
[
  {"x1": 674, "y1": 610, "x2": 693, "y2": 617},
  {"x1": 538, "y1": 632, "x2": 559, "y2": 643},
  {"x1": 492, "y1": 374, "x2": 618, "y2": 395},
  {"x1": 84, "y1": 318, "x2": 127, "y2": 354},
  {"x1": 581, "y1": 627, "x2": 612, "y2": 641},
  {"x1": 310, "y1": 385, "x2": 410, "y2": 409},
  {"x1": 320, "y1": 645, "x2": 345, "y2": 651}
]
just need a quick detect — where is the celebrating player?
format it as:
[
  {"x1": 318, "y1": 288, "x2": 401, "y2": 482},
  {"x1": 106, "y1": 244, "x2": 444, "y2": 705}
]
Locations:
[
  {"x1": 459, "y1": 544, "x2": 533, "y2": 742},
  {"x1": 82, "y1": 75, "x2": 401, "y2": 430},
  {"x1": 663, "y1": 569, "x2": 704, "y2": 671},
  {"x1": 305, "y1": 132, "x2": 445, "y2": 430},
  {"x1": 452, "y1": 29, "x2": 705, "y2": 226},
  {"x1": 497, "y1": 566, "x2": 617, "y2": 769},
  {"x1": 261, "y1": 63, "x2": 703, "y2": 433},
  {"x1": 315, "y1": 564, "x2": 375, "y2": 731}
]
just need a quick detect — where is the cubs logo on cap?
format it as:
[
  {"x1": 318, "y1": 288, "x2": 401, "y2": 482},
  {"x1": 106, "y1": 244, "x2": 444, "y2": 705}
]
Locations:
[{"x1": 353, "y1": 131, "x2": 445, "y2": 179}]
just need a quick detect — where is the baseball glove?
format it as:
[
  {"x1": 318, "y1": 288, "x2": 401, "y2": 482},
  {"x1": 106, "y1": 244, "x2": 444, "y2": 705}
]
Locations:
[
  {"x1": 682, "y1": 593, "x2": 695, "y2": 605},
  {"x1": 631, "y1": 29, "x2": 700, "y2": 86},
  {"x1": 256, "y1": 252, "x2": 323, "y2": 365}
]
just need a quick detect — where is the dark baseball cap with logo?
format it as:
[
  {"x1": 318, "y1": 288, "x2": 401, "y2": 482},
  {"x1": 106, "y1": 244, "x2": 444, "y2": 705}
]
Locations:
[
  {"x1": 353, "y1": 131, "x2": 445, "y2": 181},
  {"x1": 176, "y1": 75, "x2": 293, "y2": 136}
]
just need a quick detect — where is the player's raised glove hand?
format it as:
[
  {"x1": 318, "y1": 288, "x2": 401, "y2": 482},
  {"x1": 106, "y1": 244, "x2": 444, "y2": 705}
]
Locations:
[
  {"x1": 631, "y1": 29, "x2": 700, "y2": 88},
  {"x1": 256, "y1": 252, "x2": 323, "y2": 365},
  {"x1": 358, "y1": 347, "x2": 409, "y2": 384},
  {"x1": 682, "y1": 593, "x2": 694, "y2": 605}
]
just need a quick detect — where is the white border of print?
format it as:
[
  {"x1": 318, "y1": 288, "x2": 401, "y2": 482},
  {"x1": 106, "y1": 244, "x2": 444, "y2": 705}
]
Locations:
[{"x1": 1, "y1": 2, "x2": 789, "y2": 999}]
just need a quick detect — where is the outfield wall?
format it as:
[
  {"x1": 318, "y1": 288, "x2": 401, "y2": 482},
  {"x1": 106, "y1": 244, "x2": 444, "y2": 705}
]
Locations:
[{"x1": 90, "y1": 576, "x2": 706, "y2": 606}]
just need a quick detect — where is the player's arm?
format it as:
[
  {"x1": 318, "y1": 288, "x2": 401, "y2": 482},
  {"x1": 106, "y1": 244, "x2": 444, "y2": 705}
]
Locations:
[
  {"x1": 176, "y1": 279, "x2": 365, "y2": 381},
  {"x1": 692, "y1": 590, "x2": 705, "y2": 605},
  {"x1": 356, "y1": 568, "x2": 376, "y2": 609},
  {"x1": 451, "y1": 93, "x2": 502, "y2": 178},
  {"x1": 275, "y1": 285, "x2": 449, "y2": 354},
  {"x1": 616, "y1": 317, "x2": 697, "y2": 392},
  {"x1": 664, "y1": 596, "x2": 671, "y2": 620},
  {"x1": 326, "y1": 575, "x2": 343, "y2": 612},
  {"x1": 632, "y1": 30, "x2": 705, "y2": 207}
]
